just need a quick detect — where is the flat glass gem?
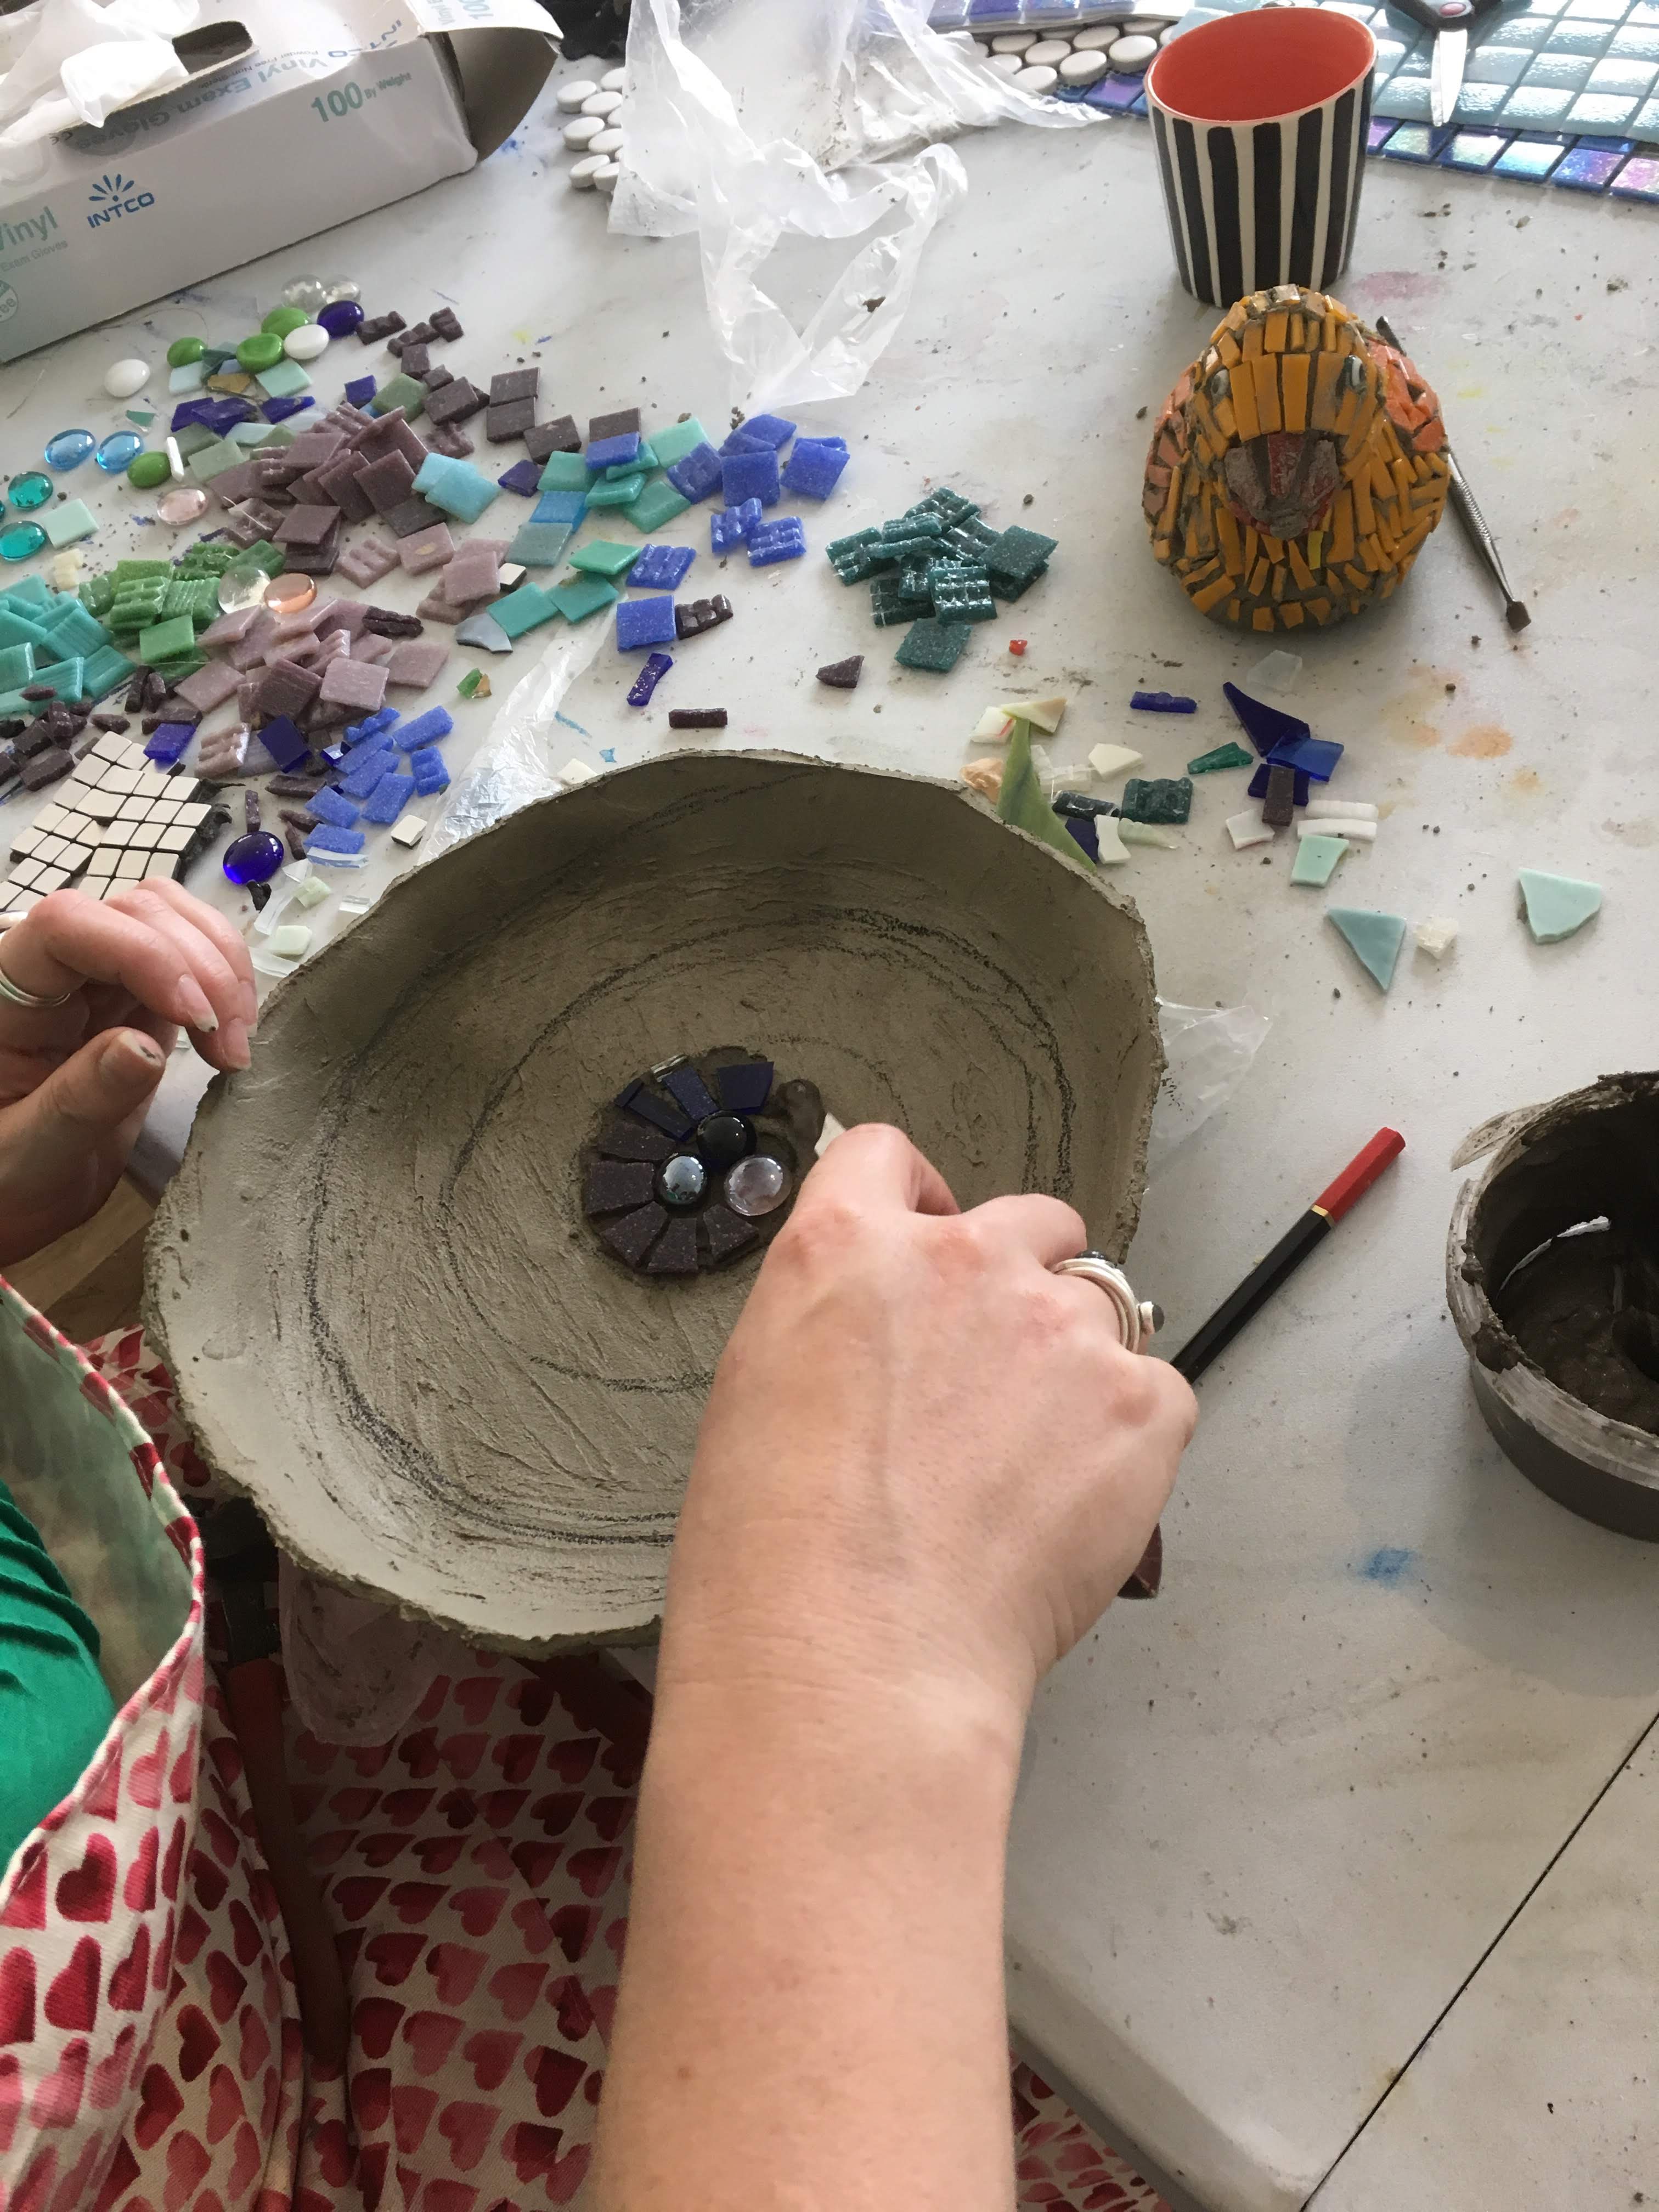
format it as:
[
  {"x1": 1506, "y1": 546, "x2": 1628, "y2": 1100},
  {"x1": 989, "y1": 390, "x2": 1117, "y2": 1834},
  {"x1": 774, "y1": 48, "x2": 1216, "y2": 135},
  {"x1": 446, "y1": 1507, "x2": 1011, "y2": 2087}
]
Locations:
[
  {"x1": 44, "y1": 429, "x2": 95, "y2": 471},
  {"x1": 725, "y1": 1154, "x2": 791, "y2": 1218},
  {"x1": 222, "y1": 831, "x2": 285, "y2": 886},
  {"x1": 7, "y1": 471, "x2": 52, "y2": 510},
  {"x1": 280, "y1": 274, "x2": 329, "y2": 314},
  {"x1": 656, "y1": 1153, "x2": 708, "y2": 1210},
  {"x1": 0, "y1": 523, "x2": 47, "y2": 562},
  {"x1": 95, "y1": 431, "x2": 144, "y2": 473},
  {"x1": 317, "y1": 300, "x2": 364, "y2": 336},
  {"x1": 236, "y1": 332, "x2": 284, "y2": 371},
  {"x1": 260, "y1": 306, "x2": 308, "y2": 338},
  {"x1": 696, "y1": 1113, "x2": 754, "y2": 1172},
  {"x1": 156, "y1": 486, "x2": 209, "y2": 526},
  {"x1": 321, "y1": 275, "x2": 360, "y2": 304},
  {"x1": 284, "y1": 324, "x2": 330, "y2": 362},
  {"x1": 217, "y1": 562, "x2": 267, "y2": 612}
]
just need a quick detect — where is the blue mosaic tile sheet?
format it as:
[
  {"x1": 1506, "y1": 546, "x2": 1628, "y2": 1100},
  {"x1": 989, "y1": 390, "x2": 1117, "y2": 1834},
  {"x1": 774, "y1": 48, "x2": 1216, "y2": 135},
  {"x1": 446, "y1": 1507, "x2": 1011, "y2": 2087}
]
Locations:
[{"x1": 1166, "y1": 0, "x2": 1659, "y2": 139}]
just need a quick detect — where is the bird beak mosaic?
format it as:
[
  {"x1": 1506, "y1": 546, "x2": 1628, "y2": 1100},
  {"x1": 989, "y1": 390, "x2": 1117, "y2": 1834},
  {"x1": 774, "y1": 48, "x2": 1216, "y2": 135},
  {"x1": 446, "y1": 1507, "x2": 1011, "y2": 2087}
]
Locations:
[{"x1": 1143, "y1": 283, "x2": 1451, "y2": 633}]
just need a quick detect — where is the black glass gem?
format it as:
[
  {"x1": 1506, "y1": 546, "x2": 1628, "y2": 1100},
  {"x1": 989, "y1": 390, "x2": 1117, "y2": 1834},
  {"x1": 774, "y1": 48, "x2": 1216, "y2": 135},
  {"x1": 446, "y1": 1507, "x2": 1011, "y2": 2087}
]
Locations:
[
  {"x1": 661, "y1": 1060, "x2": 719, "y2": 1122},
  {"x1": 656, "y1": 1154, "x2": 708, "y2": 1210},
  {"x1": 715, "y1": 1059, "x2": 773, "y2": 1114},
  {"x1": 695, "y1": 1113, "x2": 754, "y2": 1173},
  {"x1": 646, "y1": 1216, "x2": 699, "y2": 1274},
  {"x1": 585, "y1": 1160, "x2": 658, "y2": 1216}
]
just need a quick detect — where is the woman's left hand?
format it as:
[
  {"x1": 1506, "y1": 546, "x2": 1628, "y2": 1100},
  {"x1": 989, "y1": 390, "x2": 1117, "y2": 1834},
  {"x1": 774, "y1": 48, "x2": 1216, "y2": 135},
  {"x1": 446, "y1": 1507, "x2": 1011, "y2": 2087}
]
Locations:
[{"x1": 0, "y1": 884, "x2": 255, "y2": 1266}]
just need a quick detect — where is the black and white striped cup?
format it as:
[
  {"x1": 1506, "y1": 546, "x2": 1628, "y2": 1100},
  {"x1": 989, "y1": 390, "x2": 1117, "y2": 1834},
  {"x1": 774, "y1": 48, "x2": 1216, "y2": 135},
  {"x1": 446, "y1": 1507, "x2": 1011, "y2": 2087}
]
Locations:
[{"x1": 1146, "y1": 8, "x2": 1376, "y2": 308}]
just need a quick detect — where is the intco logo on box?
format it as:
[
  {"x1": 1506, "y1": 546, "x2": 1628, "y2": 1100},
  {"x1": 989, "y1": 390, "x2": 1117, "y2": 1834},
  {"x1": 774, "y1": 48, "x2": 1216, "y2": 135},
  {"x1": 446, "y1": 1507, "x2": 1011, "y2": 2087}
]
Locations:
[{"x1": 87, "y1": 173, "x2": 155, "y2": 227}]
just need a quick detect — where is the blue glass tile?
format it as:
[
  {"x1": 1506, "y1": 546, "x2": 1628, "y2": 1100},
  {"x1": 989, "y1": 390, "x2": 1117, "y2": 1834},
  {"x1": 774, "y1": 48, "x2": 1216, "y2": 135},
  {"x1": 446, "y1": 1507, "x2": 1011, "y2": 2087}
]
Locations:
[
  {"x1": 627, "y1": 652, "x2": 673, "y2": 706},
  {"x1": 615, "y1": 595, "x2": 679, "y2": 651},
  {"x1": 361, "y1": 772, "x2": 415, "y2": 826},
  {"x1": 410, "y1": 747, "x2": 449, "y2": 797},
  {"x1": 1443, "y1": 127, "x2": 1511, "y2": 165},
  {"x1": 1265, "y1": 734, "x2": 1344, "y2": 782},
  {"x1": 309, "y1": 786, "x2": 360, "y2": 829},
  {"x1": 1610, "y1": 149, "x2": 1659, "y2": 191},
  {"x1": 586, "y1": 431, "x2": 641, "y2": 471},
  {"x1": 1084, "y1": 73, "x2": 1144, "y2": 109},
  {"x1": 1493, "y1": 131, "x2": 1571, "y2": 174},
  {"x1": 1552, "y1": 139, "x2": 1629, "y2": 179},
  {"x1": 1130, "y1": 90, "x2": 1148, "y2": 111},
  {"x1": 1586, "y1": 51, "x2": 1659, "y2": 84},
  {"x1": 628, "y1": 543, "x2": 696, "y2": 590},
  {"x1": 716, "y1": 1061, "x2": 774, "y2": 1114},
  {"x1": 1499, "y1": 82, "x2": 1578, "y2": 117},
  {"x1": 1465, "y1": 44, "x2": 1534, "y2": 81},
  {"x1": 664, "y1": 442, "x2": 723, "y2": 503},
  {"x1": 398, "y1": 707, "x2": 453, "y2": 749},
  {"x1": 1566, "y1": 86, "x2": 1641, "y2": 117}
]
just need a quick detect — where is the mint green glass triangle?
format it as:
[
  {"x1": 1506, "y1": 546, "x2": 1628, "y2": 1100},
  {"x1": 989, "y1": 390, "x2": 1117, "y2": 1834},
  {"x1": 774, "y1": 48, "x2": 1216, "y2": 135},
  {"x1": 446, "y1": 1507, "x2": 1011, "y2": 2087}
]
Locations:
[
  {"x1": 1517, "y1": 869, "x2": 1601, "y2": 944},
  {"x1": 1328, "y1": 907, "x2": 1407, "y2": 990}
]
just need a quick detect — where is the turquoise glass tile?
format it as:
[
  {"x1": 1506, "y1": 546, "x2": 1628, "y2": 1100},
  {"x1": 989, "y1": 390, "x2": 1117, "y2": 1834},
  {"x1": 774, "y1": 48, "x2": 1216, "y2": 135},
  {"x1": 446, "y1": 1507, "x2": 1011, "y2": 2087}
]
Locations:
[
  {"x1": 1392, "y1": 43, "x2": 1432, "y2": 73},
  {"x1": 1465, "y1": 44, "x2": 1534, "y2": 80},
  {"x1": 1443, "y1": 127, "x2": 1511, "y2": 165},
  {"x1": 1381, "y1": 76, "x2": 1433, "y2": 115},
  {"x1": 1551, "y1": 18, "x2": 1620, "y2": 47},
  {"x1": 1608, "y1": 19, "x2": 1659, "y2": 49},
  {"x1": 1496, "y1": 15, "x2": 1562, "y2": 43},
  {"x1": 1453, "y1": 78, "x2": 1514, "y2": 113},
  {"x1": 1501, "y1": 81, "x2": 1579, "y2": 115},
  {"x1": 1493, "y1": 131, "x2": 1571, "y2": 174},
  {"x1": 1633, "y1": 91, "x2": 1659, "y2": 124},
  {"x1": 1381, "y1": 121, "x2": 1444, "y2": 157},
  {"x1": 1566, "y1": 86, "x2": 1641, "y2": 116},
  {"x1": 1585, "y1": 51, "x2": 1658, "y2": 82},
  {"x1": 1565, "y1": 0, "x2": 1622, "y2": 17},
  {"x1": 1522, "y1": 48, "x2": 1597, "y2": 82}
]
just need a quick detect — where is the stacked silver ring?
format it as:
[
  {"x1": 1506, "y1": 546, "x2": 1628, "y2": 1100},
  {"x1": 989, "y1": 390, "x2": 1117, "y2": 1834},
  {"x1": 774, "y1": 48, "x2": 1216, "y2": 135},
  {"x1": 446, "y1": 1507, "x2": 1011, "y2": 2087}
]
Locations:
[{"x1": 1051, "y1": 1250, "x2": 1161, "y2": 1353}]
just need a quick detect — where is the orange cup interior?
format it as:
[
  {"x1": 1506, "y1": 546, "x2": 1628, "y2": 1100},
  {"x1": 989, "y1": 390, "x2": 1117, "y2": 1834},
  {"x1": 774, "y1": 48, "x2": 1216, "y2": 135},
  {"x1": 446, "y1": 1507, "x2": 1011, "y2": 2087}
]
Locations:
[{"x1": 1147, "y1": 9, "x2": 1375, "y2": 125}]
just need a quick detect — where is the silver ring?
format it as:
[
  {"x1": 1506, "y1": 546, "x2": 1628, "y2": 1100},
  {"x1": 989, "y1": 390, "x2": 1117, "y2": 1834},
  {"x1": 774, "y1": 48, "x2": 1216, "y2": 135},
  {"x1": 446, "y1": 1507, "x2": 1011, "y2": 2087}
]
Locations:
[
  {"x1": 1051, "y1": 1250, "x2": 1163, "y2": 1355},
  {"x1": 0, "y1": 953, "x2": 75, "y2": 1011}
]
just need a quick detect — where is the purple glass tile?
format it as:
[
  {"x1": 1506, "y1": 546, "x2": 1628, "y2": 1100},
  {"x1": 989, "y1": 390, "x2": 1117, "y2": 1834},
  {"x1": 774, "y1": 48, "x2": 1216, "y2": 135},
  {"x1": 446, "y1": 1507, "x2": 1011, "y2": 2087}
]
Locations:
[
  {"x1": 344, "y1": 375, "x2": 377, "y2": 407},
  {"x1": 715, "y1": 1059, "x2": 773, "y2": 1114},
  {"x1": 1552, "y1": 144, "x2": 1628, "y2": 189},
  {"x1": 1084, "y1": 73, "x2": 1142, "y2": 111},
  {"x1": 1611, "y1": 153, "x2": 1659, "y2": 198},
  {"x1": 1367, "y1": 116, "x2": 1398, "y2": 152},
  {"x1": 257, "y1": 714, "x2": 309, "y2": 772},
  {"x1": 319, "y1": 658, "x2": 390, "y2": 710},
  {"x1": 627, "y1": 651, "x2": 673, "y2": 707},
  {"x1": 496, "y1": 459, "x2": 543, "y2": 496}
]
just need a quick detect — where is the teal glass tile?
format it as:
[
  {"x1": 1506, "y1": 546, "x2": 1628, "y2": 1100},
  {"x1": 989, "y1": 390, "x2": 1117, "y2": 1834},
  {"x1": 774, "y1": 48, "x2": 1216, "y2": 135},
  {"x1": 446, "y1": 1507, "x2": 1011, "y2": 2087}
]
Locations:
[
  {"x1": 1565, "y1": 0, "x2": 1622, "y2": 17},
  {"x1": 1381, "y1": 121, "x2": 1443, "y2": 157},
  {"x1": 1630, "y1": 0, "x2": 1659, "y2": 22},
  {"x1": 1550, "y1": 19, "x2": 1620, "y2": 48},
  {"x1": 1633, "y1": 92, "x2": 1659, "y2": 125},
  {"x1": 1552, "y1": 139, "x2": 1629, "y2": 180},
  {"x1": 1372, "y1": 36, "x2": 1409, "y2": 63},
  {"x1": 1522, "y1": 48, "x2": 1596, "y2": 82},
  {"x1": 1493, "y1": 131, "x2": 1571, "y2": 174},
  {"x1": 1585, "y1": 52, "x2": 1659, "y2": 84},
  {"x1": 1609, "y1": 149, "x2": 1659, "y2": 191},
  {"x1": 1492, "y1": 15, "x2": 1559, "y2": 44},
  {"x1": 1392, "y1": 43, "x2": 1432, "y2": 74},
  {"x1": 1379, "y1": 77, "x2": 1431, "y2": 115},
  {"x1": 1443, "y1": 127, "x2": 1511, "y2": 165},
  {"x1": 1609, "y1": 20, "x2": 1659, "y2": 52},
  {"x1": 1502, "y1": 80, "x2": 1578, "y2": 115},
  {"x1": 1566, "y1": 86, "x2": 1641, "y2": 117},
  {"x1": 1453, "y1": 78, "x2": 1514, "y2": 114},
  {"x1": 1466, "y1": 44, "x2": 1534, "y2": 81}
]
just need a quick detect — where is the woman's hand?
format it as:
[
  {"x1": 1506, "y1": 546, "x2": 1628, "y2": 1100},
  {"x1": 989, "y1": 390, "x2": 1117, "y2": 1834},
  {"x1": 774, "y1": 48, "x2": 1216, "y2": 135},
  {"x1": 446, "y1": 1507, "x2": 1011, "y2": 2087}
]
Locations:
[
  {"x1": 0, "y1": 884, "x2": 255, "y2": 1266},
  {"x1": 666, "y1": 1121, "x2": 1198, "y2": 1739}
]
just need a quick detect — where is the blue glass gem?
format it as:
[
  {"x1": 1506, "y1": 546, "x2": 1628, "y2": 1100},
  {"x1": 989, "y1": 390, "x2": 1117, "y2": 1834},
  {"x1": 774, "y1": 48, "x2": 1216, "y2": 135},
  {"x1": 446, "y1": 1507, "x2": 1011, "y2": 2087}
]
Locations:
[
  {"x1": 656, "y1": 1153, "x2": 708, "y2": 1210},
  {"x1": 95, "y1": 431, "x2": 145, "y2": 474},
  {"x1": 7, "y1": 470, "x2": 52, "y2": 511},
  {"x1": 222, "y1": 831, "x2": 285, "y2": 885},
  {"x1": 695, "y1": 1113, "x2": 754, "y2": 1173},
  {"x1": 44, "y1": 428, "x2": 96, "y2": 471},
  {"x1": 0, "y1": 523, "x2": 47, "y2": 562},
  {"x1": 317, "y1": 300, "x2": 365, "y2": 337},
  {"x1": 627, "y1": 651, "x2": 673, "y2": 707}
]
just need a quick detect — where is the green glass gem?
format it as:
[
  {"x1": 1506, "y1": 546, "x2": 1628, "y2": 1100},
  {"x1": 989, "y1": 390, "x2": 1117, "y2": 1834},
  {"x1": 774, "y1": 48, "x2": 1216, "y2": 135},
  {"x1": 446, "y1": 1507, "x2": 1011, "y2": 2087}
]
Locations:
[
  {"x1": 7, "y1": 471, "x2": 52, "y2": 511},
  {"x1": 126, "y1": 451, "x2": 171, "y2": 490},
  {"x1": 261, "y1": 306, "x2": 309, "y2": 338},
  {"x1": 456, "y1": 668, "x2": 487, "y2": 699},
  {"x1": 1187, "y1": 741, "x2": 1255, "y2": 775},
  {"x1": 236, "y1": 332, "x2": 285, "y2": 372},
  {"x1": 166, "y1": 336, "x2": 205, "y2": 367},
  {"x1": 0, "y1": 523, "x2": 47, "y2": 562}
]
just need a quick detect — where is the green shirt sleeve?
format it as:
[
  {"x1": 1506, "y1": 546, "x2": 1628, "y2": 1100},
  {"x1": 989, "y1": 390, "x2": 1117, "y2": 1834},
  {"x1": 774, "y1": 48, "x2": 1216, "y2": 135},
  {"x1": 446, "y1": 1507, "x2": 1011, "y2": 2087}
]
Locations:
[{"x1": 0, "y1": 1478, "x2": 116, "y2": 1864}]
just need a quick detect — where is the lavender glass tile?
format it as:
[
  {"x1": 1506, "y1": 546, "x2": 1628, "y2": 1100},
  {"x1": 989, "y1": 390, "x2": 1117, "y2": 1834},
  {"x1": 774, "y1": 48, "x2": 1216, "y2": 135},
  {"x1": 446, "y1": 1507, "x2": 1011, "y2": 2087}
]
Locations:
[
  {"x1": 386, "y1": 640, "x2": 450, "y2": 689},
  {"x1": 335, "y1": 536, "x2": 400, "y2": 588},
  {"x1": 399, "y1": 523, "x2": 457, "y2": 575},
  {"x1": 1084, "y1": 73, "x2": 1144, "y2": 110},
  {"x1": 319, "y1": 658, "x2": 391, "y2": 710},
  {"x1": 1368, "y1": 116, "x2": 1402, "y2": 149},
  {"x1": 1551, "y1": 140, "x2": 1628, "y2": 180},
  {"x1": 1610, "y1": 149, "x2": 1659, "y2": 192}
]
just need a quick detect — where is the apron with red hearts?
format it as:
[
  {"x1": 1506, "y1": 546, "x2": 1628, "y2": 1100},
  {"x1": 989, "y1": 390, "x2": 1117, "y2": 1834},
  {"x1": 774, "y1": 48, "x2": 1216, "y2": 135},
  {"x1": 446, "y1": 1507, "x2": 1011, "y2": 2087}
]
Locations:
[{"x1": 0, "y1": 1283, "x2": 1169, "y2": 2212}]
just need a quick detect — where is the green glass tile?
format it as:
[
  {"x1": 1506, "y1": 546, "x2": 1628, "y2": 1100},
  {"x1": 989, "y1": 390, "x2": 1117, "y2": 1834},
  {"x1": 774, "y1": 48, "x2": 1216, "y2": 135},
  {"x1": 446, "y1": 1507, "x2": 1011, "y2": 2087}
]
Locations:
[
  {"x1": 187, "y1": 438, "x2": 245, "y2": 484},
  {"x1": 538, "y1": 452, "x2": 591, "y2": 492},
  {"x1": 1291, "y1": 834, "x2": 1349, "y2": 887},
  {"x1": 623, "y1": 479, "x2": 692, "y2": 533},
  {"x1": 567, "y1": 540, "x2": 641, "y2": 579},
  {"x1": 1187, "y1": 741, "x2": 1255, "y2": 774},
  {"x1": 547, "y1": 574, "x2": 621, "y2": 624},
  {"x1": 456, "y1": 668, "x2": 488, "y2": 699},
  {"x1": 490, "y1": 583, "x2": 561, "y2": 638},
  {"x1": 161, "y1": 578, "x2": 220, "y2": 626},
  {"x1": 646, "y1": 417, "x2": 710, "y2": 467},
  {"x1": 43, "y1": 501, "x2": 97, "y2": 548},
  {"x1": 506, "y1": 523, "x2": 576, "y2": 569},
  {"x1": 370, "y1": 374, "x2": 426, "y2": 419},
  {"x1": 241, "y1": 541, "x2": 287, "y2": 577},
  {"x1": 171, "y1": 422, "x2": 217, "y2": 459},
  {"x1": 1120, "y1": 776, "x2": 1194, "y2": 825},
  {"x1": 894, "y1": 618, "x2": 969, "y2": 673},
  {"x1": 144, "y1": 652, "x2": 206, "y2": 687},
  {"x1": 114, "y1": 560, "x2": 171, "y2": 580},
  {"x1": 255, "y1": 357, "x2": 313, "y2": 399},
  {"x1": 137, "y1": 614, "x2": 196, "y2": 665},
  {"x1": 78, "y1": 575, "x2": 116, "y2": 616},
  {"x1": 586, "y1": 473, "x2": 647, "y2": 509}
]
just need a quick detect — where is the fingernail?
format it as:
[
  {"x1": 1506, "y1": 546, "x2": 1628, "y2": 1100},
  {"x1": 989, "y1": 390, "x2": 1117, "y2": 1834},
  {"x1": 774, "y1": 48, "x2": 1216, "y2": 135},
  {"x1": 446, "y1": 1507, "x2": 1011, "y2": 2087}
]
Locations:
[
  {"x1": 114, "y1": 1031, "x2": 165, "y2": 1071},
  {"x1": 222, "y1": 1017, "x2": 251, "y2": 1071},
  {"x1": 243, "y1": 984, "x2": 259, "y2": 1030},
  {"x1": 180, "y1": 978, "x2": 217, "y2": 1034}
]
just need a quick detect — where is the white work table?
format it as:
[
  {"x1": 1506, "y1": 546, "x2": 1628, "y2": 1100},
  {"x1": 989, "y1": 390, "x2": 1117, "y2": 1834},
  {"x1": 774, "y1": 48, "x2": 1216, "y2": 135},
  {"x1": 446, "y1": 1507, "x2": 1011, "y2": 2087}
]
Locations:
[{"x1": 4, "y1": 63, "x2": 1657, "y2": 2212}]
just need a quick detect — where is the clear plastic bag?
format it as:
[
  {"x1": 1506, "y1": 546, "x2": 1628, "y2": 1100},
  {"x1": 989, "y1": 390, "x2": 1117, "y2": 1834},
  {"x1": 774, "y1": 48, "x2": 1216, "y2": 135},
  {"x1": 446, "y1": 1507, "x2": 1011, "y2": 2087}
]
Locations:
[
  {"x1": 610, "y1": 0, "x2": 1095, "y2": 411},
  {"x1": 1148, "y1": 997, "x2": 1273, "y2": 1176}
]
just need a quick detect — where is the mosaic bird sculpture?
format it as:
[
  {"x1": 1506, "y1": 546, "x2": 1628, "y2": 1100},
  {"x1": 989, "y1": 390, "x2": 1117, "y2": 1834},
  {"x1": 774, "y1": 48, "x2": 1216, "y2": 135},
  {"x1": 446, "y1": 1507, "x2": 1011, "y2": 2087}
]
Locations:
[{"x1": 1143, "y1": 283, "x2": 1450, "y2": 634}]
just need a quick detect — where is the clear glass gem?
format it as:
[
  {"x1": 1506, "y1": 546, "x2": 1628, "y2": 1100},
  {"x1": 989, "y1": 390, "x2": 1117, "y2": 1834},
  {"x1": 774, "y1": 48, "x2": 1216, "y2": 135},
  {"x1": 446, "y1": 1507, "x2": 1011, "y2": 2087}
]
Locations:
[
  {"x1": 156, "y1": 486, "x2": 209, "y2": 526},
  {"x1": 44, "y1": 428, "x2": 95, "y2": 471},
  {"x1": 725, "y1": 1155, "x2": 791, "y2": 1218},
  {"x1": 222, "y1": 831, "x2": 285, "y2": 887},
  {"x1": 7, "y1": 471, "x2": 52, "y2": 511},
  {"x1": 0, "y1": 523, "x2": 47, "y2": 562},
  {"x1": 321, "y1": 275, "x2": 360, "y2": 304},
  {"x1": 657, "y1": 1154, "x2": 708, "y2": 1210},
  {"x1": 217, "y1": 562, "x2": 267, "y2": 613},
  {"x1": 95, "y1": 431, "x2": 144, "y2": 473},
  {"x1": 280, "y1": 273, "x2": 329, "y2": 315}
]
